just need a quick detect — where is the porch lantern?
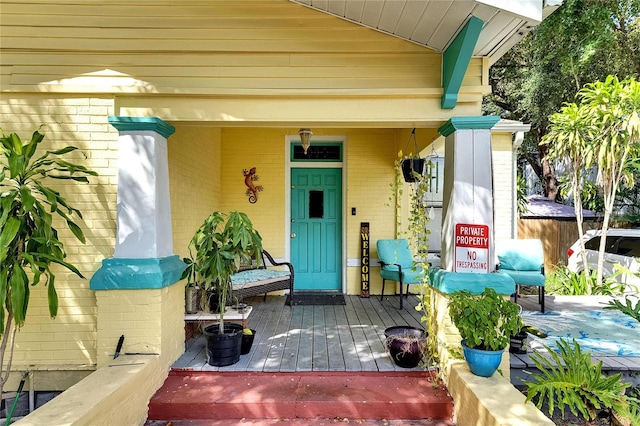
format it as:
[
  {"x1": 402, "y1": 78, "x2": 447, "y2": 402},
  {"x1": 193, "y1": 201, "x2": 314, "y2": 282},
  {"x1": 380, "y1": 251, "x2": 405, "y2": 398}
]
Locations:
[{"x1": 298, "y1": 128, "x2": 313, "y2": 154}]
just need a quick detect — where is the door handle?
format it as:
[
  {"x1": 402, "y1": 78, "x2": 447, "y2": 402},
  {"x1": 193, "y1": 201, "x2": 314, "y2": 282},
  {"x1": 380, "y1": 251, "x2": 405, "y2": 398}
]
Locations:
[{"x1": 290, "y1": 233, "x2": 296, "y2": 238}]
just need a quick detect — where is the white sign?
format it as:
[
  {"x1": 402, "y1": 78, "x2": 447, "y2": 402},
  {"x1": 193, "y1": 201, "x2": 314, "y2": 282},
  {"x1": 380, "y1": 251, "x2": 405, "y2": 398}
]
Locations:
[{"x1": 454, "y1": 223, "x2": 489, "y2": 273}]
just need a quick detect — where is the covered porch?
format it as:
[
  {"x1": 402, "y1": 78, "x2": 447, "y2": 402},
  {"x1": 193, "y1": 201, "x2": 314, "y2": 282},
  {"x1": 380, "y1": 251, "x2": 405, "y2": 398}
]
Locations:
[
  {"x1": 175, "y1": 294, "x2": 426, "y2": 373},
  {"x1": 174, "y1": 293, "x2": 640, "y2": 379},
  {"x1": 149, "y1": 292, "x2": 640, "y2": 424}
]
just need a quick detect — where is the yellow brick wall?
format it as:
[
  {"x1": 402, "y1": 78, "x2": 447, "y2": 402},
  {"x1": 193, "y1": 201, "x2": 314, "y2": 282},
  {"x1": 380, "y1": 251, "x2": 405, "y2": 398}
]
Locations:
[
  {"x1": 345, "y1": 128, "x2": 396, "y2": 295},
  {"x1": 220, "y1": 128, "x2": 289, "y2": 255},
  {"x1": 0, "y1": 95, "x2": 118, "y2": 371},
  {"x1": 491, "y1": 133, "x2": 515, "y2": 241},
  {"x1": 95, "y1": 284, "x2": 183, "y2": 368},
  {"x1": 168, "y1": 126, "x2": 222, "y2": 259},
  {"x1": 216, "y1": 127, "x2": 443, "y2": 296}
]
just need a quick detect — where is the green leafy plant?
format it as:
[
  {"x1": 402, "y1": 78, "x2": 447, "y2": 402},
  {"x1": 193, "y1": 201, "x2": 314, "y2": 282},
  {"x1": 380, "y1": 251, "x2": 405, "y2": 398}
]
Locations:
[
  {"x1": 448, "y1": 287, "x2": 522, "y2": 351},
  {"x1": 544, "y1": 76, "x2": 640, "y2": 291},
  {"x1": 0, "y1": 127, "x2": 97, "y2": 395},
  {"x1": 546, "y1": 264, "x2": 626, "y2": 296},
  {"x1": 524, "y1": 338, "x2": 638, "y2": 424},
  {"x1": 384, "y1": 132, "x2": 437, "y2": 368},
  {"x1": 604, "y1": 297, "x2": 640, "y2": 322},
  {"x1": 516, "y1": 172, "x2": 528, "y2": 216},
  {"x1": 181, "y1": 211, "x2": 263, "y2": 333}
]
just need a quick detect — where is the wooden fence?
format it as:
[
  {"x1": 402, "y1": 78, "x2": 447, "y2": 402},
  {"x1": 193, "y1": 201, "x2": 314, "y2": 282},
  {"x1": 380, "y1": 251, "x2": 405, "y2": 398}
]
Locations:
[{"x1": 517, "y1": 219, "x2": 601, "y2": 272}]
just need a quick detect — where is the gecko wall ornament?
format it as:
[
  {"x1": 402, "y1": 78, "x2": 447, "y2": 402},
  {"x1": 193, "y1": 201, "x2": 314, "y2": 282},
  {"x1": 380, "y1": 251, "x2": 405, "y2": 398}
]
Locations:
[{"x1": 243, "y1": 167, "x2": 263, "y2": 203}]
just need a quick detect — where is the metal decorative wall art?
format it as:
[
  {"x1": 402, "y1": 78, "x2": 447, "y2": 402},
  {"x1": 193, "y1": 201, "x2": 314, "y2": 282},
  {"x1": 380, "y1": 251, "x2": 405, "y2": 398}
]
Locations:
[{"x1": 243, "y1": 167, "x2": 263, "y2": 203}]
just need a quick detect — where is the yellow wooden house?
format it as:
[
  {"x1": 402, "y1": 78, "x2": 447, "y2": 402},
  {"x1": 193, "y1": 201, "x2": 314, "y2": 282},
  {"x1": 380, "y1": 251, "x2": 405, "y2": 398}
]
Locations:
[{"x1": 0, "y1": 1, "x2": 558, "y2": 423}]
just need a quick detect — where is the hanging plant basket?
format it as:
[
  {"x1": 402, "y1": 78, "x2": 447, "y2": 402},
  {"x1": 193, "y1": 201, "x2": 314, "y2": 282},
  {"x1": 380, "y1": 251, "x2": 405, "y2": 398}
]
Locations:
[{"x1": 401, "y1": 158, "x2": 425, "y2": 182}]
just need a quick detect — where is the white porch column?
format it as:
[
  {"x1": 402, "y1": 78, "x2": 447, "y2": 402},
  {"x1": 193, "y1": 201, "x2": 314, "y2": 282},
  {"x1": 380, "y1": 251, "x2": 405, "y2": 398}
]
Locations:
[
  {"x1": 438, "y1": 116, "x2": 500, "y2": 273},
  {"x1": 90, "y1": 116, "x2": 185, "y2": 368},
  {"x1": 113, "y1": 120, "x2": 174, "y2": 258}
]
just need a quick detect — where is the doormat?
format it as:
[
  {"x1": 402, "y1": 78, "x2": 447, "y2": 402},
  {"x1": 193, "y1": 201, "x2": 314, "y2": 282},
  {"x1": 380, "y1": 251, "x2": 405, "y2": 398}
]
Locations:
[{"x1": 286, "y1": 292, "x2": 346, "y2": 306}]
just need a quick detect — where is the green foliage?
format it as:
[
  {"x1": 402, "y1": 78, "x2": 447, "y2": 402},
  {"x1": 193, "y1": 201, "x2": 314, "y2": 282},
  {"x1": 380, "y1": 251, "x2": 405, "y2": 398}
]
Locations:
[
  {"x1": 558, "y1": 174, "x2": 605, "y2": 214},
  {"x1": 181, "y1": 211, "x2": 263, "y2": 332},
  {"x1": 447, "y1": 288, "x2": 522, "y2": 351},
  {"x1": 524, "y1": 338, "x2": 636, "y2": 423},
  {"x1": 544, "y1": 76, "x2": 640, "y2": 290},
  {"x1": 546, "y1": 265, "x2": 626, "y2": 296},
  {"x1": 516, "y1": 173, "x2": 528, "y2": 216},
  {"x1": 385, "y1": 143, "x2": 438, "y2": 368},
  {"x1": 484, "y1": 0, "x2": 640, "y2": 199},
  {"x1": 407, "y1": 160, "x2": 432, "y2": 258},
  {"x1": 626, "y1": 387, "x2": 640, "y2": 425},
  {"x1": 604, "y1": 297, "x2": 640, "y2": 322},
  {"x1": 0, "y1": 128, "x2": 96, "y2": 332}
]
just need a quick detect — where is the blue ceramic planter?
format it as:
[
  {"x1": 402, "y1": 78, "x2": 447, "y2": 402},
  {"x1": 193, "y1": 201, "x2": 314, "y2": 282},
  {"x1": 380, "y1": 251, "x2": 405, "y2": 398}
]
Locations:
[{"x1": 461, "y1": 340, "x2": 504, "y2": 377}]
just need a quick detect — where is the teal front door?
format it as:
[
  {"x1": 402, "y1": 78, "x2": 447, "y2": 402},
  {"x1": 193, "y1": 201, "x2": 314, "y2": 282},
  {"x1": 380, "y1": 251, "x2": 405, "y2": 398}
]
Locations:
[{"x1": 290, "y1": 168, "x2": 342, "y2": 291}]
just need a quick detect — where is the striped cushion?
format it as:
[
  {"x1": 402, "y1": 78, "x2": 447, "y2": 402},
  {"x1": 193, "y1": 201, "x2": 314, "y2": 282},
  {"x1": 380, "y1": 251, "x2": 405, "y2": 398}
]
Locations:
[{"x1": 231, "y1": 269, "x2": 290, "y2": 286}]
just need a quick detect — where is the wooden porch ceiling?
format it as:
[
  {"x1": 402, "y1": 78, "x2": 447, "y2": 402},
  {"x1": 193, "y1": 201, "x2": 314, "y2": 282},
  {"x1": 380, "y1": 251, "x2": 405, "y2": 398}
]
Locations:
[{"x1": 290, "y1": 0, "x2": 562, "y2": 66}]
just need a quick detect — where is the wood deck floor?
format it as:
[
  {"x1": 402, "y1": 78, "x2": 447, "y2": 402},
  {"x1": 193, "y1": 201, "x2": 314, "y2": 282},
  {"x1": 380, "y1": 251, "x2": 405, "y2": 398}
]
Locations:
[
  {"x1": 174, "y1": 294, "x2": 427, "y2": 372},
  {"x1": 174, "y1": 292, "x2": 640, "y2": 386}
]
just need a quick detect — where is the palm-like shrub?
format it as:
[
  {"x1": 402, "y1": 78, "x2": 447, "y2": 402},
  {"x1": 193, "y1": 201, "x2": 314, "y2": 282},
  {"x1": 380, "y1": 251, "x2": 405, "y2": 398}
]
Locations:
[
  {"x1": 524, "y1": 338, "x2": 639, "y2": 424},
  {"x1": 0, "y1": 128, "x2": 96, "y2": 394},
  {"x1": 181, "y1": 211, "x2": 263, "y2": 333},
  {"x1": 604, "y1": 297, "x2": 640, "y2": 322}
]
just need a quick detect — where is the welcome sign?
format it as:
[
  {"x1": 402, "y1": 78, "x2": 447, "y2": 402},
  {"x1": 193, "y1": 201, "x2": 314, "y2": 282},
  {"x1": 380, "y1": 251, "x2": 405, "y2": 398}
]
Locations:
[{"x1": 360, "y1": 222, "x2": 370, "y2": 297}]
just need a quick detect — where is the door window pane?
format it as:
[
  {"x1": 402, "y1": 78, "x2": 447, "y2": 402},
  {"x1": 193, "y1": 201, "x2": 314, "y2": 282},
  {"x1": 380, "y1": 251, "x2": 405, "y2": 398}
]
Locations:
[{"x1": 309, "y1": 190, "x2": 324, "y2": 218}]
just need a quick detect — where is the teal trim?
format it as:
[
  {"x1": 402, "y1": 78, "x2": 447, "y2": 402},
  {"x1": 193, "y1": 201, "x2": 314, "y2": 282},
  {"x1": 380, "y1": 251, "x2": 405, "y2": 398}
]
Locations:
[
  {"x1": 108, "y1": 116, "x2": 176, "y2": 138},
  {"x1": 438, "y1": 116, "x2": 500, "y2": 137},
  {"x1": 428, "y1": 268, "x2": 515, "y2": 295},
  {"x1": 441, "y1": 16, "x2": 484, "y2": 110},
  {"x1": 90, "y1": 255, "x2": 187, "y2": 290}
]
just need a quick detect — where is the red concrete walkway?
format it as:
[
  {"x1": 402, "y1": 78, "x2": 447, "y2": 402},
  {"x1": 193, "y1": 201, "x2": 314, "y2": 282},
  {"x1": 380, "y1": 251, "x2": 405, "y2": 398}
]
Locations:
[{"x1": 147, "y1": 371, "x2": 454, "y2": 425}]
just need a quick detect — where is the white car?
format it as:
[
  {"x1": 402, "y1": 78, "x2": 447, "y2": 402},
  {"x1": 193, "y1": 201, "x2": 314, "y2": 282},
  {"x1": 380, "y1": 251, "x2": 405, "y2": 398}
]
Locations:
[{"x1": 567, "y1": 228, "x2": 640, "y2": 290}]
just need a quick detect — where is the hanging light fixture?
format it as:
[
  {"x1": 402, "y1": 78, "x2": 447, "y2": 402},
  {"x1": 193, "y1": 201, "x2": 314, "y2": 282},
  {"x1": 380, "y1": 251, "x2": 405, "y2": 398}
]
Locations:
[{"x1": 298, "y1": 128, "x2": 313, "y2": 154}]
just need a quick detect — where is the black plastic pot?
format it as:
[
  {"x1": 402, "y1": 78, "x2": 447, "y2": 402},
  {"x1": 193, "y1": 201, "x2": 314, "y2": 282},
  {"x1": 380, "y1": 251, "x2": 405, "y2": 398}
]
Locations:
[
  {"x1": 241, "y1": 329, "x2": 256, "y2": 355},
  {"x1": 204, "y1": 323, "x2": 243, "y2": 366},
  {"x1": 206, "y1": 290, "x2": 220, "y2": 313},
  {"x1": 509, "y1": 330, "x2": 528, "y2": 354},
  {"x1": 384, "y1": 326, "x2": 426, "y2": 368},
  {"x1": 401, "y1": 158, "x2": 425, "y2": 182}
]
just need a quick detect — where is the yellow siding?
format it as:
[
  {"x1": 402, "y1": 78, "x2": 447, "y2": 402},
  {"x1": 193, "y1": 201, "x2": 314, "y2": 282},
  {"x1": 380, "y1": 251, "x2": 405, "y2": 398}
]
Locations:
[
  {"x1": 1, "y1": 1, "x2": 488, "y2": 128},
  {"x1": 1, "y1": 1, "x2": 442, "y2": 95},
  {"x1": 0, "y1": 0, "x2": 488, "y2": 120}
]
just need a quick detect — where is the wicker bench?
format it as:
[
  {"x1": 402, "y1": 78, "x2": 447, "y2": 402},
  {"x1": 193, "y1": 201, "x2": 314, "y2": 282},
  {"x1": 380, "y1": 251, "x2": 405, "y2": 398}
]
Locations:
[{"x1": 231, "y1": 250, "x2": 294, "y2": 305}]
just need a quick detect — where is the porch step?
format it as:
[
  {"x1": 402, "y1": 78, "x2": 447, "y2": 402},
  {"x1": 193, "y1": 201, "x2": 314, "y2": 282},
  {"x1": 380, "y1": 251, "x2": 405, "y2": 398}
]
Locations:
[{"x1": 146, "y1": 371, "x2": 454, "y2": 424}]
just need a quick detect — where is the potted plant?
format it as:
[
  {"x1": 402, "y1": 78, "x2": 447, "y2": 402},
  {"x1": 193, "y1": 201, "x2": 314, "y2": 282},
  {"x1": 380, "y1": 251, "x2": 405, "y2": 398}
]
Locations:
[
  {"x1": 184, "y1": 282, "x2": 201, "y2": 314},
  {"x1": 399, "y1": 129, "x2": 425, "y2": 183},
  {"x1": 384, "y1": 325, "x2": 426, "y2": 368},
  {"x1": 448, "y1": 287, "x2": 523, "y2": 377},
  {"x1": 181, "y1": 211, "x2": 263, "y2": 366},
  {"x1": 401, "y1": 157, "x2": 425, "y2": 183}
]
